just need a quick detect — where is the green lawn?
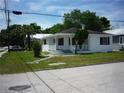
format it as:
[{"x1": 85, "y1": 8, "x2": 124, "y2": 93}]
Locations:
[
  {"x1": 0, "y1": 51, "x2": 40, "y2": 74},
  {"x1": 35, "y1": 52, "x2": 124, "y2": 70},
  {"x1": 0, "y1": 51, "x2": 124, "y2": 74}
]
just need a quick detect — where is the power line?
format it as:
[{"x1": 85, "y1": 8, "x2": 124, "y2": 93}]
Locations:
[
  {"x1": 111, "y1": 20, "x2": 124, "y2": 23},
  {"x1": 23, "y1": 12, "x2": 63, "y2": 17},
  {"x1": 0, "y1": 8, "x2": 63, "y2": 18},
  {"x1": 0, "y1": 8, "x2": 124, "y2": 23}
]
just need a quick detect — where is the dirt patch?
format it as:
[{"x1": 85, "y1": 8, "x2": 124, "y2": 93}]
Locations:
[
  {"x1": 48, "y1": 62, "x2": 66, "y2": 66},
  {"x1": 8, "y1": 85, "x2": 31, "y2": 91}
]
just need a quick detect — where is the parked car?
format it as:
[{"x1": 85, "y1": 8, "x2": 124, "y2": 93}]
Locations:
[{"x1": 9, "y1": 45, "x2": 25, "y2": 51}]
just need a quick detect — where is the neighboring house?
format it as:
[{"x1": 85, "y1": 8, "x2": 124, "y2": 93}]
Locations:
[
  {"x1": 33, "y1": 28, "x2": 113, "y2": 53},
  {"x1": 105, "y1": 28, "x2": 124, "y2": 50}
]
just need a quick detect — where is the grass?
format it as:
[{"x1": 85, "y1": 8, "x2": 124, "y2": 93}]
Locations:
[
  {"x1": 35, "y1": 51, "x2": 124, "y2": 70},
  {"x1": 0, "y1": 51, "x2": 124, "y2": 74},
  {"x1": 0, "y1": 51, "x2": 40, "y2": 74}
]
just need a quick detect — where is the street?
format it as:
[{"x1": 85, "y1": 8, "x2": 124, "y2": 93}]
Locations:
[{"x1": 0, "y1": 62, "x2": 124, "y2": 93}]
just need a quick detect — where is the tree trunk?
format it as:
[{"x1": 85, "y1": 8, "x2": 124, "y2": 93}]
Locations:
[
  {"x1": 75, "y1": 41, "x2": 78, "y2": 54},
  {"x1": 27, "y1": 33, "x2": 31, "y2": 51}
]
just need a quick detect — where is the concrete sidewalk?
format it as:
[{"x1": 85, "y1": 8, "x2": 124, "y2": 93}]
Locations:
[
  {"x1": 0, "y1": 47, "x2": 8, "y2": 52},
  {"x1": 0, "y1": 62, "x2": 124, "y2": 93},
  {"x1": 0, "y1": 47, "x2": 8, "y2": 58}
]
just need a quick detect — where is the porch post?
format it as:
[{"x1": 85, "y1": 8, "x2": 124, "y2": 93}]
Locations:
[
  {"x1": 70, "y1": 37, "x2": 72, "y2": 46},
  {"x1": 55, "y1": 36, "x2": 57, "y2": 50}
]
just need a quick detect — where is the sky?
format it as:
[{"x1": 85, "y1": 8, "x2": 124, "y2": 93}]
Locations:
[{"x1": 0, "y1": 0, "x2": 124, "y2": 30}]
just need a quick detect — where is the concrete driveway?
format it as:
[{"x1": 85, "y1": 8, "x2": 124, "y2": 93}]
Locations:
[{"x1": 0, "y1": 62, "x2": 124, "y2": 93}]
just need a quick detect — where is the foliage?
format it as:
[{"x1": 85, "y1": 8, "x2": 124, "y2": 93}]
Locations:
[
  {"x1": 43, "y1": 9, "x2": 110, "y2": 34},
  {"x1": 74, "y1": 28, "x2": 89, "y2": 53},
  {"x1": 43, "y1": 23, "x2": 64, "y2": 34},
  {"x1": 64, "y1": 9, "x2": 82, "y2": 29},
  {"x1": 0, "y1": 23, "x2": 42, "y2": 48},
  {"x1": 74, "y1": 28, "x2": 89, "y2": 45},
  {"x1": 0, "y1": 51, "x2": 40, "y2": 74},
  {"x1": 0, "y1": 29, "x2": 8, "y2": 46},
  {"x1": 0, "y1": 51, "x2": 124, "y2": 74},
  {"x1": 0, "y1": 25, "x2": 25, "y2": 47},
  {"x1": 32, "y1": 40, "x2": 42, "y2": 57},
  {"x1": 100, "y1": 17, "x2": 110, "y2": 30},
  {"x1": 64, "y1": 9, "x2": 110, "y2": 31}
]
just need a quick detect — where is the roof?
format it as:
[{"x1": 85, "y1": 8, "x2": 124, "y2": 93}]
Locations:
[
  {"x1": 59, "y1": 27, "x2": 110, "y2": 34},
  {"x1": 105, "y1": 28, "x2": 124, "y2": 35},
  {"x1": 32, "y1": 34, "x2": 53, "y2": 39},
  {"x1": 33, "y1": 28, "x2": 112, "y2": 39},
  {"x1": 59, "y1": 27, "x2": 77, "y2": 33}
]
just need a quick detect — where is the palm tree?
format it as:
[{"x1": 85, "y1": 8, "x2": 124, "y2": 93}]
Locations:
[{"x1": 22, "y1": 23, "x2": 42, "y2": 50}]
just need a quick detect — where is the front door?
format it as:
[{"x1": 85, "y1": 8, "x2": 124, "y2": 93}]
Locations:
[{"x1": 57, "y1": 38, "x2": 64, "y2": 50}]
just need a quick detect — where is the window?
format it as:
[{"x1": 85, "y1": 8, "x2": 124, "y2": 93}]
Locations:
[
  {"x1": 100, "y1": 37, "x2": 110, "y2": 45},
  {"x1": 72, "y1": 38, "x2": 75, "y2": 45},
  {"x1": 43, "y1": 39, "x2": 46, "y2": 45},
  {"x1": 119, "y1": 36, "x2": 124, "y2": 44},
  {"x1": 58, "y1": 38, "x2": 64, "y2": 45},
  {"x1": 79, "y1": 45, "x2": 82, "y2": 49}
]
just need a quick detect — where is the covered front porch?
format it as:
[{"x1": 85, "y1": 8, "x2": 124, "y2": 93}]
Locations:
[{"x1": 42, "y1": 34, "x2": 89, "y2": 53}]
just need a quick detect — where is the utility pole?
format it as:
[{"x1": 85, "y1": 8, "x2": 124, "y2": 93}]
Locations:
[
  {"x1": 4, "y1": 0, "x2": 10, "y2": 51},
  {"x1": 7, "y1": 10, "x2": 10, "y2": 51}
]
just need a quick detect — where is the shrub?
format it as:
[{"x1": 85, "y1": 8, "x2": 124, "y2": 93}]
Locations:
[{"x1": 32, "y1": 40, "x2": 42, "y2": 57}]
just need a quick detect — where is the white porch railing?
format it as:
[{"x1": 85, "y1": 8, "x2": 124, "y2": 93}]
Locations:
[
  {"x1": 70, "y1": 44, "x2": 89, "y2": 53},
  {"x1": 49, "y1": 45, "x2": 56, "y2": 50}
]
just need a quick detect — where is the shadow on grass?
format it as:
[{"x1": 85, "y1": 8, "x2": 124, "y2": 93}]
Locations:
[{"x1": 34, "y1": 55, "x2": 48, "y2": 58}]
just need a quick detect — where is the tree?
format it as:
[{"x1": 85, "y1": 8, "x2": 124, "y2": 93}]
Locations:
[
  {"x1": 22, "y1": 24, "x2": 33, "y2": 50},
  {"x1": 9, "y1": 24, "x2": 25, "y2": 47},
  {"x1": 64, "y1": 9, "x2": 82, "y2": 29},
  {"x1": 43, "y1": 23, "x2": 64, "y2": 34},
  {"x1": 43, "y1": 9, "x2": 110, "y2": 34},
  {"x1": 64, "y1": 9, "x2": 110, "y2": 31},
  {"x1": 0, "y1": 23, "x2": 42, "y2": 49},
  {"x1": 30, "y1": 23, "x2": 42, "y2": 33},
  {"x1": 0, "y1": 29, "x2": 8, "y2": 46},
  {"x1": 100, "y1": 17, "x2": 110, "y2": 30},
  {"x1": 74, "y1": 27, "x2": 89, "y2": 54},
  {"x1": 22, "y1": 23, "x2": 42, "y2": 50},
  {"x1": 81, "y1": 10, "x2": 102, "y2": 31},
  {"x1": 0, "y1": 25, "x2": 25, "y2": 47}
]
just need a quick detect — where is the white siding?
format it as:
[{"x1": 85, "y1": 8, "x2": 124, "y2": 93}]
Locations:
[
  {"x1": 42, "y1": 34, "x2": 113, "y2": 53},
  {"x1": 89, "y1": 34, "x2": 113, "y2": 52},
  {"x1": 42, "y1": 38, "x2": 56, "y2": 51},
  {"x1": 42, "y1": 45, "x2": 49, "y2": 51}
]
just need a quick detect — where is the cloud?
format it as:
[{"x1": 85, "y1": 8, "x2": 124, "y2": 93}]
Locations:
[
  {"x1": 1, "y1": 0, "x2": 124, "y2": 29},
  {"x1": 0, "y1": 0, "x2": 4, "y2": 8},
  {"x1": 27, "y1": 1, "x2": 47, "y2": 11},
  {"x1": 46, "y1": 6, "x2": 76, "y2": 12},
  {"x1": 13, "y1": 0, "x2": 20, "y2": 2},
  {"x1": 28, "y1": 2, "x2": 42, "y2": 11}
]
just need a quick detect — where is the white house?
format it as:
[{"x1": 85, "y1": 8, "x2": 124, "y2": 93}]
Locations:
[
  {"x1": 33, "y1": 28, "x2": 113, "y2": 53},
  {"x1": 105, "y1": 28, "x2": 124, "y2": 50}
]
